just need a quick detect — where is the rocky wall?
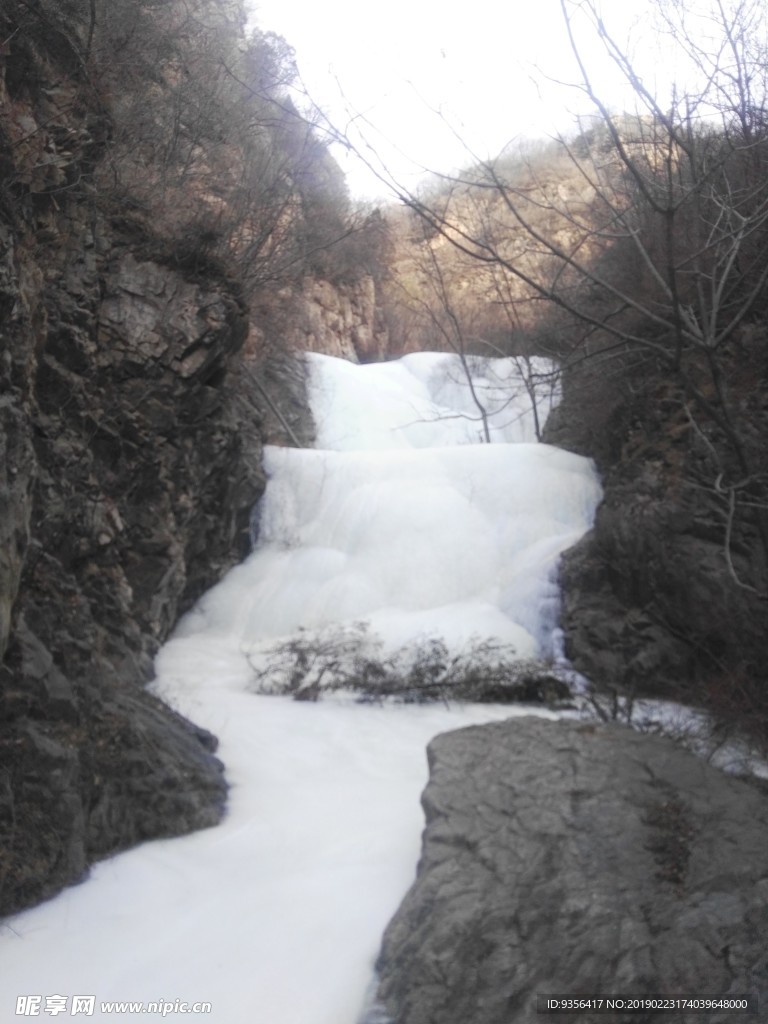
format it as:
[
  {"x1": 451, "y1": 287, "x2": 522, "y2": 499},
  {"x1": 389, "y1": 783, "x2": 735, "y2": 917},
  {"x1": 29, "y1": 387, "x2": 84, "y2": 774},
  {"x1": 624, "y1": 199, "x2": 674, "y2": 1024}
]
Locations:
[
  {"x1": 544, "y1": 348, "x2": 768, "y2": 719},
  {"x1": 0, "y1": 15, "x2": 266, "y2": 916},
  {"x1": 254, "y1": 274, "x2": 389, "y2": 363}
]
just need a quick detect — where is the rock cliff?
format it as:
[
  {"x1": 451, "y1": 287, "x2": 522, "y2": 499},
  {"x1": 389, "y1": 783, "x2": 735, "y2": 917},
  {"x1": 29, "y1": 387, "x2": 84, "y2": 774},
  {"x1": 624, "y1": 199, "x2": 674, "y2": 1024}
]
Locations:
[
  {"x1": 368, "y1": 718, "x2": 768, "y2": 1024},
  {"x1": 545, "y1": 346, "x2": 768, "y2": 734},
  {"x1": 257, "y1": 275, "x2": 389, "y2": 362},
  {"x1": 0, "y1": 17, "x2": 270, "y2": 913}
]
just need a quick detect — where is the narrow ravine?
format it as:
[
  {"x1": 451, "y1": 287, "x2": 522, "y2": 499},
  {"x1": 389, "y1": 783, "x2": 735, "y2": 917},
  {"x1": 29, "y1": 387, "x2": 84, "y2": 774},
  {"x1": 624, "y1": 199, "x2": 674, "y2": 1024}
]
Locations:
[{"x1": 0, "y1": 353, "x2": 601, "y2": 1023}]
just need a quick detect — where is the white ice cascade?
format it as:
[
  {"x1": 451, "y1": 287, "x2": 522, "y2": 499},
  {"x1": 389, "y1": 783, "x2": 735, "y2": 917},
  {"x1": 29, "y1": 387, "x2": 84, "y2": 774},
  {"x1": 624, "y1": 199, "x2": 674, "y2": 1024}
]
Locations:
[
  {"x1": 0, "y1": 351, "x2": 601, "y2": 1024},
  {"x1": 177, "y1": 352, "x2": 601, "y2": 669}
]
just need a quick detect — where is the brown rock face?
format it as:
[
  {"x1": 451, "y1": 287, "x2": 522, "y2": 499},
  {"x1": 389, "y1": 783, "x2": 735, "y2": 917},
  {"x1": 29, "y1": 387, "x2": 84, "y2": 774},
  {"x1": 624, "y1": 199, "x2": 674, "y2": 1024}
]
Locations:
[
  {"x1": 0, "y1": 8, "x2": 265, "y2": 916},
  {"x1": 253, "y1": 274, "x2": 390, "y2": 364}
]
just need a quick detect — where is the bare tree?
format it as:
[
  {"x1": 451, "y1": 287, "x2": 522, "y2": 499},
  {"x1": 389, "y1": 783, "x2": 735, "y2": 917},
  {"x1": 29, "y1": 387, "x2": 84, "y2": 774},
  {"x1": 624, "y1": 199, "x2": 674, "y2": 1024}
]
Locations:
[
  {"x1": 359, "y1": 0, "x2": 768, "y2": 593},
  {"x1": 383, "y1": 203, "x2": 560, "y2": 440}
]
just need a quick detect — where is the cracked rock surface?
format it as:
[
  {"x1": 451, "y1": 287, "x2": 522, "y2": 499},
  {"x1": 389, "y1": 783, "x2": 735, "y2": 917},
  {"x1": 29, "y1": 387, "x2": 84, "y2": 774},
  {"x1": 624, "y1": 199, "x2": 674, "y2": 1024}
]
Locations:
[
  {"x1": 369, "y1": 718, "x2": 768, "y2": 1024},
  {"x1": 0, "y1": 8, "x2": 265, "y2": 915}
]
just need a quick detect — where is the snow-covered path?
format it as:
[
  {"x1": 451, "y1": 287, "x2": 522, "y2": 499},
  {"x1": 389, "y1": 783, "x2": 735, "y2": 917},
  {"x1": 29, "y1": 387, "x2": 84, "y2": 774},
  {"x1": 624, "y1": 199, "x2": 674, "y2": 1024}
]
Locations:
[{"x1": 0, "y1": 353, "x2": 601, "y2": 1023}]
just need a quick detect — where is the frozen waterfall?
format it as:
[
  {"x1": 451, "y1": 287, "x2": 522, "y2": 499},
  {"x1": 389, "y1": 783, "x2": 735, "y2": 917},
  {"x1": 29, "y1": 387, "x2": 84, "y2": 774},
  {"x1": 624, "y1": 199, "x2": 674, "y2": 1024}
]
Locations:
[{"x1": 0, "y1": 352, "x2": 601, "y2": 1024}]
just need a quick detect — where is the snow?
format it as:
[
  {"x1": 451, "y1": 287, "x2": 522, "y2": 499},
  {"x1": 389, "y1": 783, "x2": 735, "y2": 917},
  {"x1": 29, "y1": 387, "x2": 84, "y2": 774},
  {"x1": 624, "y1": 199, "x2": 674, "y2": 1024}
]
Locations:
[
  {"x1": 0, "y1": 352, "x2": 601, "y2": 1023},
  {"x1": 306, "y1": 351, "x2": 557, "y2": 449}
]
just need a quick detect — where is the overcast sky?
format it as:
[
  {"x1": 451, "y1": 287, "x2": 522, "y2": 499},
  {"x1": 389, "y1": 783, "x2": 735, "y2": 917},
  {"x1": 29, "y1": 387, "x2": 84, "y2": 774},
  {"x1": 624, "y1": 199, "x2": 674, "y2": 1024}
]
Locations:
[{"x1": 245, "y1": 0, "x2": 674, "y2": 200}]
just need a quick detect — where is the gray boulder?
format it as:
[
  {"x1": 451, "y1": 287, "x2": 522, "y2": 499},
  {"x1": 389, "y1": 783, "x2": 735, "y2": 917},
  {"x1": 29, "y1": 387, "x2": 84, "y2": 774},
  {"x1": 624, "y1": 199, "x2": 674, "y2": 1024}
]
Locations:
[{"x1": 368, "y1": 718, "x2": 768, "y2": 1023}]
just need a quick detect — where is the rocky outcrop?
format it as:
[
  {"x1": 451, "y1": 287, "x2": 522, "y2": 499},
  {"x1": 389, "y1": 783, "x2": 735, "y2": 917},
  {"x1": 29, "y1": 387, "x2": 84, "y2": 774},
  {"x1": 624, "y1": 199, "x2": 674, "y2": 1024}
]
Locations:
[
  {"x1": 368, "y1": 718, "x2": 768, "y2": 1024},
  {"x1": 0, "y1": 5, "x2": 266, "y2": 916},
  {"x1": 253, "y1": 275, "x2": 390, "y2": 363},
  {"x1": 544, "y1": 350, "x2": 768, "y2": 724},
  {"x1": 301, "y1": 275, "x2": 389, "y2": 361},
  {"x1": 244, "y1": 347, "x2": 316, "y2": 449}
]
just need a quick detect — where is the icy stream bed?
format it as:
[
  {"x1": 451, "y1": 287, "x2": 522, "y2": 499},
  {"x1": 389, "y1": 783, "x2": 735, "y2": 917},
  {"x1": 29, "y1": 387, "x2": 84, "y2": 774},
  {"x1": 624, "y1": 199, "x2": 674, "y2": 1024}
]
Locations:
[{"x1": 0, "y1": 353, "x2": 602, "y2": 1022}]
